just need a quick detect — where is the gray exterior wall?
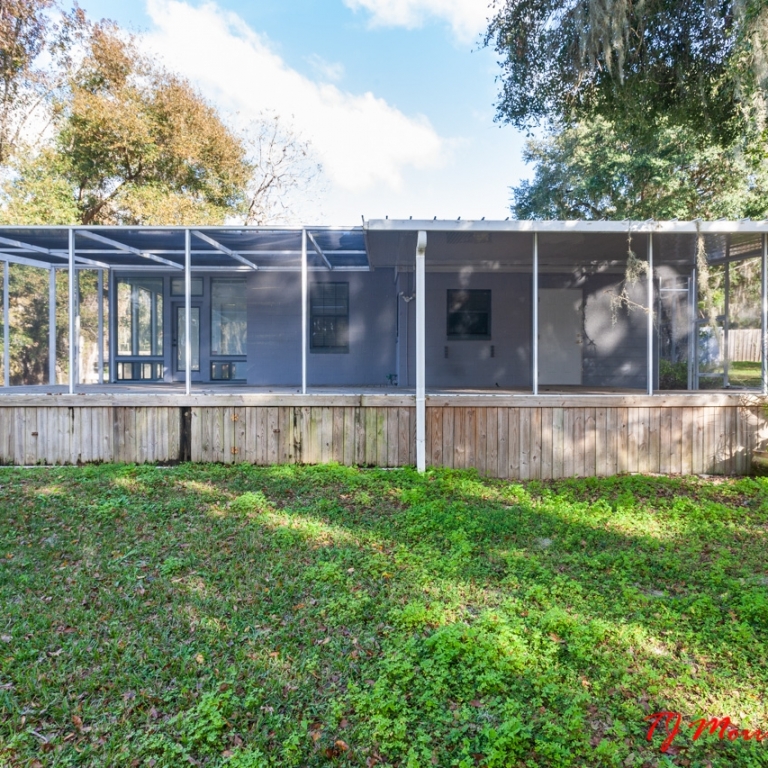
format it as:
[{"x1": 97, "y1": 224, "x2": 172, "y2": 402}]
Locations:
[
  {"x1": 246, "y1": 271, "x2": 302, "y2": 386},
  {"x1": 539, "y1": 272, "x2": 648, "y2": 389},
  {"x1": 423, "y1": 271, "x2": 533, "y2": 389},
  {"x1": 110, "y1": 265, "x2": 648, "y2": 391},
  {"x1": 246, "y1": 269, "x2": 398, "y2": 387}
]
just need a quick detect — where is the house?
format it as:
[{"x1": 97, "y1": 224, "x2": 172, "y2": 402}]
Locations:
[{"x1": 0, "y1": 220, "x2": 766, "y2": 474}]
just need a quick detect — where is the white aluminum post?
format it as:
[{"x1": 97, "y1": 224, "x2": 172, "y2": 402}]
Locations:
[
  {"x1": 3, "y1": 261, "x2": 8, "y2": 387},
  {"x1": 724, "y1": 260, "x2": 730, "y2": 388},
  {"x1": 185, "y1": 229, "x2": 192, "y2": 396},
  {"x1": 97, "y1": 269, "x2": 104, "y2": 384},
  {"x1": 68, "y1": 229, "x2": 75, "y2": 394},
  {"x1": 532, "y1": 233, "x2": 539, "y2": 395},
  {"x1": 301, "y1": 228, "x2": 307, "y2": 394},
  {"x1": 49, "y1": 267, "x2": 56, "y2": 385},
  {"x1": 762, "y1": 233, "x2": 767, "y2": 395},
  {"x1": 691, "y1": 265, "x2": 699, "y2": 390},
  {"x1": 647, "y1": 233, "x2": 654, "y2": 395},
  {"x1": 415, "y1": 231, "x2": 427, "y2": 472}
]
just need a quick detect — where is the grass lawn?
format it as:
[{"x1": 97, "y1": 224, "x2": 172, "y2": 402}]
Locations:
[
  {"x1": 728, "y1": 361, "x2": 762, "y2": 388},
  {"x1": 1, "y1": 465, "x2": 768, "y2": 767}
]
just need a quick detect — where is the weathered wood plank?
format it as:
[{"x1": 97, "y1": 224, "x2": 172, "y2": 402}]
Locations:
[
  {"x1": 354, "y1": 407, "x2": 365, "y2": 466},
  {"x1": 508, "y1": 408, "x2": 520, "y2": 479},
  {"x1": 658, "y1": 407, "x2": 670, "y2": 473},
  {"x1": 573, "y1": 408, "x2": 586, "y2": 477},
  {"x1": 397, "y1": 407, "x2": 410, "y2": 467},
  {"x1": 13, "y1": 407, "x2": 26, "y2": 465},
  {"x1": 364, "y1": 407, "x2": 377, "y2": 465},
  {"x1": 266, "y1": 407, "x2": 279, "y2": 465},
  {"x1": 37, "y1": 407, "x2": 50, "y2": 465},
  {"x1": 672, "y1": 407, "x2": 684, "y2": 474},
  {"x1": 616, "y1": 408, "x2": 628, "y2": 475},
  {"x1": 722, "y1": 406, "x2": 734, "y2": 475},
  {"x1": 25, "y1": 407, "x2": 39, "y2": 465},
  {"x1": 332, "y1": 407, "x2": 345, "y2": 464},
  {"x1": 607, "y1": 408, "x2": 619, "y2": 476},
  {"x1": 519, "y1": 408, "x2": 531, "y2": 480},
  {"x1": 188, "y1": 407, "x2": 200, "y2": 462},
  {"x1": 648, "y1": 406, "x2": 661, "y2": 474},
  {"x1": 583, "y1": 407, "x2": 596, "y2": 478},
  {"x1": 475, "y1": 407, "x2": 487, "y2": 476},
  {"x1": 561, "y1": 408, "x2": 574, "y2": 478},
  {"x1": 497, "y1": 407, "x2": 509, "y2": 479},
  {"x1": 233, "y1": 407, "x2": 246, "y2": 463},
  {"x1": 429, "y1": 408, "x2": 443, "y2": 468},
  {"x1": 124, "y1": 407, "x2": 137, "y2": 464},
  {"x1": 454, "y1": 407, "x2": 466, "y2": 469},
  {"x1": 283, "y1": 407, "x2": 296, "y2": 464},
  {"x1": 530, "y1": 407, "x2": 542, "y2": 480},
  {"x1": 221, "y1": 407, "x2": 233, "y2": 464},
  {"x1": 408, "y1": 407, "x2": 416, "y2": 466},
  {"x1": 199, "y1": 407, "x2": 211, "y2": 463},
  {"x1": 549, "y1": 407, "x2": 563, "y2": 478},
  {"x1": 138, "y1": 407, "x2": 150, "y2": 465},
  {"x1": 594, "y1": 407, "x2": 607, "y2": 477},
  {"x1": 0, "y1": 409, "x2": 10, "y2": 464},
  {"x1": 486, "y1": 407, "x2": 498, "y2": 478},
  {"x1": 441, "y1": 407, "x2": 454, "y2": 469},
  {"x1": 317, "y1": 407, "x2": 330, "y2": 464},
  {"x1": 465, "y1": 408, "x2": 476, "y2": 472},
  {"x1": 307, "y1": 406, "x2": 321, "y2": 464},
  {"x1": 680, "y1": 407, "x2": 692, "y2": 475},
  {"x1": 340, "y1": 407, "x2": 353, "y2": 465},
  {"x1": 376, "y1": 408, "x2": 387, "y2": 466}
]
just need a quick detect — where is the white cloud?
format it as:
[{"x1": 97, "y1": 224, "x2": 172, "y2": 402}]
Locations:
[
  {"x1": 142, "y1": 0, "x2": 447, "y2": 199},
  {"x1": 343, "y1": 0, "x2": 491, "y2": 43}
]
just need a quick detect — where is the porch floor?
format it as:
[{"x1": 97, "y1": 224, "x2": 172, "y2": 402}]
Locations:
[{"x1": 0, "y1": 383, "x2": 754, "y2": 396}]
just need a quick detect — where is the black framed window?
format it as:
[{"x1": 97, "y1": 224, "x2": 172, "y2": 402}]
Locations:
[
  {"x1": 310, "y1": 282, "x2": 349, "y2": 352},
  {"x1": 447, "y1": 289, "x2": 491, "y2": 339},
  {"x1": 116, "y1": 278, "x2": 163, "y2": 356},
  {"x1": 170, "y1": 277, "x2": 203, "y2": 297}
]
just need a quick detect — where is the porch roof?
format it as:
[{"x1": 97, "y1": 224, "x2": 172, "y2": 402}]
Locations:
[
  {"x1": 0, "y1": 220, "x2": 765, "y2": 272},
  {"x1": 0, "y1": 226, "x2": 369, "y2": 271}
]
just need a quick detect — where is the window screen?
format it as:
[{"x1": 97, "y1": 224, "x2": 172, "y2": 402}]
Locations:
[
  {"x1": 447, "y1": 289, "x2": 491, "y2": 339},
  {"x1": 310, "y1": 282, "x2": 349, "y2": 352}
]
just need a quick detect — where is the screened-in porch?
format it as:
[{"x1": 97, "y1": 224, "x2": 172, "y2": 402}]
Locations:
[{"x1": 0, "y1": 221, "x2": 766, "y2": 474}]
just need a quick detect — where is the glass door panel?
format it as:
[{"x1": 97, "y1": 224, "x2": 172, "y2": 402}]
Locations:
[{"x1": 177, "y1": 306, "x2": 200, "y2": 372}]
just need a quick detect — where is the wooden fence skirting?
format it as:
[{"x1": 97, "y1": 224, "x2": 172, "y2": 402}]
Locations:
[{"x1": 0, "y1": 398, "x2": 765, "y2": 477}]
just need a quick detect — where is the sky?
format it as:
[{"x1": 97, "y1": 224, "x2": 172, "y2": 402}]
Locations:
[{"x1": 75, "y1": 0, "x2": 530, "y2": 224}]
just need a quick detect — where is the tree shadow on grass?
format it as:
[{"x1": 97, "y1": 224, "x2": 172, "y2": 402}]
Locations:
[{"x1": 1, "y1": 463, "x2": 768, "y2": 767}]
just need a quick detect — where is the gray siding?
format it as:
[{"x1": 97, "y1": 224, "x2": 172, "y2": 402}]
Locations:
[
  {"x1": 424, "y1": 272, "x2": 533, "y2": 389},
  {"x1": 246, "y1": 272, "x2": 302, "y2": 386},
  {"x1": 246, "y1": 270, "x2": 398, "y2": 387},
  {"x1": 539, "y1": 273, "x2": 648, "y2": 389}
]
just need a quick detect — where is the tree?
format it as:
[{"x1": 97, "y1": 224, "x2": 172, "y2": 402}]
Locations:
[
  {"x1": 0, "y1": 0, "x2": 54, "y2": 164},
  {"x1": 485, "y1": 0, "x2": 768, "y2": 141},
  {"x1": 487, "y1": 0, "x2": 768, "y2": 221},
  {"x1": 0, "y1": 3, "x2": 323, "y2": 384},
  {"x1": 512, "y1": 116, "x2": 768, "y2": 220},
  {"x1": 243, "y1": 113, "x2": 323, "y2": 226}
]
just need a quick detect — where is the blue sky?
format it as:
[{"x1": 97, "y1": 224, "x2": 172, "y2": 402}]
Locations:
[{"x1": 75, "y1": 0, "x2": 529, "y2": 223}]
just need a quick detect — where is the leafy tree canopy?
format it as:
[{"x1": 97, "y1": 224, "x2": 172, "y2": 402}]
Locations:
[
  {"x1": 0, "y1": 3, "x2": 321, "y2": 226},
  {"x1": 487, "y1": 0, "x2": 768, "y2": 220},
  {"x1": 486, "y1": 0, "x2": 768, "y2": 141},
  {"x1": 512, "y1": 116, "x2": 768, "y2": 219}
]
